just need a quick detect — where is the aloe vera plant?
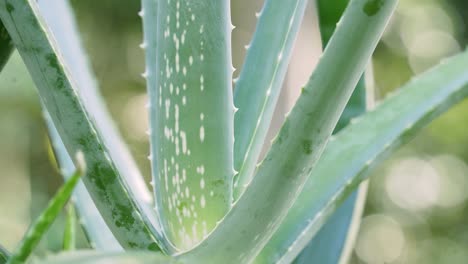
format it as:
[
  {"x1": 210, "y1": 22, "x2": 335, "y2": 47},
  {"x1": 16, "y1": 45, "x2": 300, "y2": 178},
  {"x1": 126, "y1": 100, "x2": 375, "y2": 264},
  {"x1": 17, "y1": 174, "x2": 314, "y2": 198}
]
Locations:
[{"x1": 0, "y1": 0, "x2": 467, "y2": 263}]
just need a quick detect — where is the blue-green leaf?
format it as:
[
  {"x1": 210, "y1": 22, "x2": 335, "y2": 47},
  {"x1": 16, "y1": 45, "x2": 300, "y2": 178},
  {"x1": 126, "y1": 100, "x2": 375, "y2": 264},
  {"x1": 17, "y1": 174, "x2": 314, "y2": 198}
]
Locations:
[
  {"x1": 233, "y1": 0, "x2": 308, "y2": 199},
  {"x1": 46, "y1": 117, "x2": 121, "y2": 251},
  {"x1": 0, "y1": 0, "x2": 160, "y2": 250},
  {"x1": 180, "y1": 0, "x2": 397, "y2": 263},
  {"x1": 257, "y1": 49, "x2": 468, "y2": 263},
  {"x1": 144, "y1": 0, "x2": 234, "y2": 251},
  {"x1": 294, "y1": 0, "x2": 368, "y2": 263}
]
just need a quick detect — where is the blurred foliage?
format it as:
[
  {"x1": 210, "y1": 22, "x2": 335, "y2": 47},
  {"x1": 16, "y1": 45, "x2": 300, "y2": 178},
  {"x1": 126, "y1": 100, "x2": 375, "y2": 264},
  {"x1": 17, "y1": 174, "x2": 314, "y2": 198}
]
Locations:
[{"x1": 0, "y1": 0, "x2": 467, "y2": 263}]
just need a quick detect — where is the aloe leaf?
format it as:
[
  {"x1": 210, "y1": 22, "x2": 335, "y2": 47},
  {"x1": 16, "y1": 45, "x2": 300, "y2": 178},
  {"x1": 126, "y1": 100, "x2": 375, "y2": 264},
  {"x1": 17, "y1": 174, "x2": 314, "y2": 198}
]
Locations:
[
  {"x1": 7, "y1": 165, "x2": 83, "y2": 264},
  {"x1": 37, "y1": 0, "x2": 159, "y2": 251},
  {"x1": 0, "y1": 244, "x2": 9, "y2": 264},
  {"x1": 62, "y1": 205, "x2": 76, "y2": 251},
  {"x1": 145, "y1": 0, "x2": 234, "y2": 250},
  {"x1": 294, "y1": 1, "x2": 368, "y2": 263},
  {"x1": 30, "y1": 251, "x2": 179, "y2": 264},
  {"x1": 180, "y1": 0, "x2": 396, "y2": 263},
  {"x1": 256, "y1": 50, "x2": 468, "y2": 263},
  {"x1": 139, "y1": 0, "x2": 178, "y2": 253},
  {"x1": 0, "y1": 0, "x2": 160, "y2": 250},
  {"x1": 232, "y1": 0, "x2": 308, "y2": 199},
  {"x1": 46, "y1": 116, "x2": 121, "y2": 251},
  {"x1": 36, "y1": 0, "x2": 154, "y2": 207},
  {"x1": 0, "y1": 22, "x2": 13, "y2": 71}
]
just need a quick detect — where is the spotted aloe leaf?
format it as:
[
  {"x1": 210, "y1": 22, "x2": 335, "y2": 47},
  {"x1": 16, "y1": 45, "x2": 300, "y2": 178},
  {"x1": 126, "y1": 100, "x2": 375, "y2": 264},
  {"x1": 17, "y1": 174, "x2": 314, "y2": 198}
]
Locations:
[
  {"x1": 8, "y1": 165, "x2": 83, "y2": 264},
  {"x1": 37, "y1": 0, "x2": 163, "y2": 251},
  {"x1": 37, "y1": 0, "x2": 154, "y2": 209},
  {"x1": 46, "y1": 117, "x2": 122, "y2": 251},
  {"x1": 180, "y1": 0, "x2": 397, "y2": 263},
  {"x1": 232, "y1": 0, "x2": 308, "y2": 199},
  {"x1": 0, "y1": 22, "x2": 13, "y2": 71},
  {"x1": 144, "y1": 0, "x2": 234, "y2": 251},
  {"x1": 257, "y1": 49, "x2": 468, "y2": 263},
  {"x1": 294, "y1": 0, "x2": 368, "y2": 263},
  {"x1": 30, "y1": 251, "x2": 179, "y2": 264},
  {"x1": 0, "y1": 0, "x2": 160, "y2": 250}
]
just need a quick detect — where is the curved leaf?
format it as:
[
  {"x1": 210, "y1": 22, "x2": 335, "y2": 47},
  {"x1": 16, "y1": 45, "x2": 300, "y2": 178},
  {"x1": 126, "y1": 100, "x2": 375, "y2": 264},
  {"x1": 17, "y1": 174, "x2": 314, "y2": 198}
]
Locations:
[
  {"x1": 46, "y1": 117, "x2": 122, "y2": 251},
  {"x1": 233, "y1": 0, "x2": 308, "y2": 199},
  {"x1": 8, "y1": 168, "x2": 82, "y2": 264},
  {"x1": 257, "y1": 49, "x2": 468, "y2": 263},
  {"x1": 180, "y1": 0, "x2": 397, "y2": 263},
  {"x1": 0, "y1": 0, "x2": 160, "y2": 250},
  {"x1": 294, "y1": 0, "x2": 368, "y2": 263}
]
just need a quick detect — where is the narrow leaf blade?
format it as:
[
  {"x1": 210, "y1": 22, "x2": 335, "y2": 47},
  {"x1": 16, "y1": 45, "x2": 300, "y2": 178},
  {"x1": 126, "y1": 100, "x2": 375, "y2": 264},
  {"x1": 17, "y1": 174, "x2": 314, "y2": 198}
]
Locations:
[
  {"x1": 294, "y1": 1, "x2": 368, "y2": 263},
  {"x1": 0, "y1": 0, "x2": 160, "y2": 250},
  {"x1": 8, "y1": 168, "x2": 82, "y2": 264},
  {"x1": 0, "y1": 244, "x2": 10, "y2": 264},
  {"x1": 62, "y1": 205, "x2": 76, "y2": 251},
  {"x1": 233, "y1": 0, "x2": 308, "y2": 199},
  {"x1": 46, "y1": 114, "x2": 122, "y2": 251},
  {"x1": 257, "y1": 49, "x2": 468, "y2": 263},
  {"x1": 37, "y1": 0, "x2": 154, "y2": 208}
]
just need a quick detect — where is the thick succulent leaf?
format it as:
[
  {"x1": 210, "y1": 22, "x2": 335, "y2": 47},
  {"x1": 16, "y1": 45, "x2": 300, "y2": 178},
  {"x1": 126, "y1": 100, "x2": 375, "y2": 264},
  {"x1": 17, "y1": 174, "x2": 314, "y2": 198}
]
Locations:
[
  {"x1": 293, "y1": 190, "x2": 365, "y2": 264},
  {"x1": 140, "y1": 0, "x2": 178, "y2": 253},
  {"x1": 0, "y1": 22, "x2": 13, "y2": 71},
  {"x1": 180, "y1": 1, "x2": 396, "y2": 263},
  {"x1": 232, "y1": 0, "x2": 308, "y2": 199},
  {"x1": 257, "y1": 49, "x2": 468, "y2": 263},
  {"x1": 46, "y1": 118, "x2": 121, "y2": 251},
  {"x1": 294, "y1": 1, "x2": 368, "y2": 263},
  {"x1": 38, "y1": 0, "x2": 164, "y2": 251},
  {"x1": 30, "y1": 251, "x2": 179, "y2": 264},
  {"x1": 0, "y1": 0, "x2": 160, "y2": 250},
  {"x1": 8, "y1": 168, "x2": 82, "y2": 264},
  {"x1": 146, "y1": 0, "x2": 234, "y2": 250},
  {"x1": 37, "y1": 0, "x2": 154, "y2": 207},
  {"x1": 0, "y1": 244, "x2": 9, "y2": 264}
]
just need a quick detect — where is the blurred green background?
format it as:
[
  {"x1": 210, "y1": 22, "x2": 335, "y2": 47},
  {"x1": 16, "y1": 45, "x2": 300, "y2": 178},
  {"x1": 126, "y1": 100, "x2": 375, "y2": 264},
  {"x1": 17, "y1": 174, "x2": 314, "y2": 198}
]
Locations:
[{"x1": 0, "y1": 0, "x2": 467, "y2": 263}]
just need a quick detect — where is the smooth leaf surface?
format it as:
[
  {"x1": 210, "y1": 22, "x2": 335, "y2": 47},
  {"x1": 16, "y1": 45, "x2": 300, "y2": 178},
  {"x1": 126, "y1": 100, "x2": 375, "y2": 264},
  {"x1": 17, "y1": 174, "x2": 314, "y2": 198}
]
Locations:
[
  {"x1": 0, "y1": 0, "x2": 160, "y2": 250},
  {"x1": 146, "y1": 0, "x2": 234, "y2": 250},
  {"x1": 233, "y1": 0, "x2": 308, "y2": 199},
  {"x1": 294, "y1": 0, "x2": 368, "y2": 263},
  {"x1": 8, "y1": 169, "x2": 82, "y2": 264},
  {"x1": 62, "y1": 205, "x2": 76, "y2": 251},
  {"x1": 180, "y1": 0, "x2": 396, "y2": 263},
  {"x1": 257, "y1": 49, "x2": 468, "y2": 264}
]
